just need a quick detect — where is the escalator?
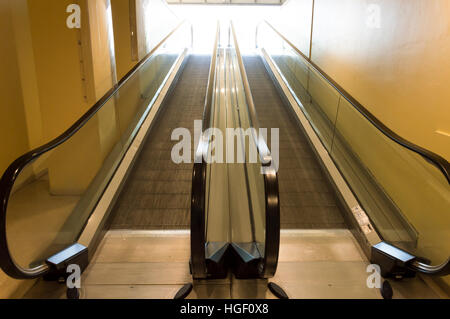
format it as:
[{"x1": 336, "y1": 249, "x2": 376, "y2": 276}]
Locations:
[
  {"x1": 255, "y1": 20, "x2": 450, "y2": 287},
  {"x1": 108, "y1": 55, "x2": 210, "y2": 230},
  {"x1": 0, "y1": 18, "x2": 448, "y2": 299},
  {"x1": 190, "y1": 22, "x2": 279, "y2": 281},
  {"x1": 0, "y1": 21, "x2": 196, "y2": 281},
  {"x1": 0, "y1": 20, "x2": 280, "y2": 297},
  {"x1": 243, "y1": 55, "x2": 347, "y2": 230}
]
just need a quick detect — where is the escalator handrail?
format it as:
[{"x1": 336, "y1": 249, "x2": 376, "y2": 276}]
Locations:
[
  {"x1": 230, "y1": 21, "x2": 280, "y2": 278},
  {"x1": 190, "y1": 21, "x2": 221, "y2": 279},
  {"x1": 0, "y1": 20, "x2": 189, "y2": 280},
  {"x1": 258, "y1": 20, "x2": 450, "y2": 184},
  {"x1": 201, "y1": 22, "x2": 220, "y2": 132},
  {"x1": 410, "y1": 258, "x2": 450, "y2": 276},
  {"x1": 231, "y1": 22, "x2": 270, "y2": 165}
]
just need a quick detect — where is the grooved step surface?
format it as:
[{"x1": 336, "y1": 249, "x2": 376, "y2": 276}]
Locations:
[
  {"x1": 109, "y1": 55, "x2": 210, "y2": 230},
  {"x1": 243, "y1": 55, "x2": 347, "y2": 229}
]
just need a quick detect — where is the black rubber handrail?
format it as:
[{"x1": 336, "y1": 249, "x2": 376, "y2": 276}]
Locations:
[
  {"x1": 231, "y1": 21, "x2": 280, "y2": 278},
  {"x1": 259, "y1": 20, "x2": 450, "y2": 184},
  {"x1": 190, "y1": 21, "x2": 220, "y2": 279},
  {"x1": 411, "y1": 258, "x2": 450, "y2": 276},
  {"x1": 0, "y1": 21, "x2": 188, "y2": 279}
]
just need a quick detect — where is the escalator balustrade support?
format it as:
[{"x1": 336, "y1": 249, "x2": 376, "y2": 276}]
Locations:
[{"x1": 371, "y1": 242, "x2": 450, "y2": 279}]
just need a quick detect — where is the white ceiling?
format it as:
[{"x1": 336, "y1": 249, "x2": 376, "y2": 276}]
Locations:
[{"x1": 167, "y1": 0, "x2": 284, "y2": 5}]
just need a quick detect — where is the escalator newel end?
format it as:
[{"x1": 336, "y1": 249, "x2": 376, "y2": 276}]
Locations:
[{"x1": 370, "y1": 242, "x2": 416, "y2": 279}]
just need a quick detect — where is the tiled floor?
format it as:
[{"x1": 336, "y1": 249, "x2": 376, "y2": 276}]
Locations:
[{"x1": 24, "y1": 230, "x2": 440, "y2": 299}]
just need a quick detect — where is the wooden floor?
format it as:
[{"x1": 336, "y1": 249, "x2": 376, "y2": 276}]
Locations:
[
  {"x1": 108, "y1": 55, "x2": 210, "y2": 230},
  {"x1": 243, "y1": 55, "x2": 347, "y2": 229},
  {"x1": 24, "y1": 230, "x2": 439, "y2": 299}
]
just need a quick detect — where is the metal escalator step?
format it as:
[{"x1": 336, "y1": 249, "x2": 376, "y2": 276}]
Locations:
[
  {"x1": 109, "y1": 55, "x2": 210, "y2": 230},
  {"x1": 243, "y1": 55, "x2": 347, "y2": 230}
]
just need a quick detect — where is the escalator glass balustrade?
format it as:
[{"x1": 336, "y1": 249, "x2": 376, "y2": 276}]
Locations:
[
  {"x1": 256, "y1": 20, "x2": 450, "y2": 275},
  {"x1": 0, "y1": 22, "x2": 192, "y2": 279}
]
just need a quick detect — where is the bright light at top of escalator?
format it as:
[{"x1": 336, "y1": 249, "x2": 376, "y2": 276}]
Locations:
[{"x1": 170, "y1": 4, "x2": 278, "y2": 54}]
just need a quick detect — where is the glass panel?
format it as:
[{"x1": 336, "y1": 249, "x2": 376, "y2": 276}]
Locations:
[
  {"x1": 259, "y1": 22, "x2": 450, "y2": 264},
  {"x1": 259, "y1": 24, "x2": 339, "y2": 152},
  {"x1": 333, "y1": 98, "x2": 450, "y2": 263},
  {"x1": 5, "y1": 23, "x2": 190, "y2": 270}
]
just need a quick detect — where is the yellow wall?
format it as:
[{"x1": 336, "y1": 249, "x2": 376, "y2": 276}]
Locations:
[
  {"x1": 28, "y1": 0, "x2": 90, "y2": 141},
  {"x1": 311, "y1": 0, "x2": 450, "y2": 161},
  {"x1": 10, "y1": 0, "x2": 44, "y2": 152},
  {"x1": 23, "y1": 0, "x2": 119, "y2": 195},
  {"x1": 26, "y1": 0, "x2": 96, "y2": 194},
  {"x1": 0, "y1": 0, "x2": 36, "y2": 299},
  {"x1": 111, "y1": 0, "x2": 138, "y2": 80},
  {"x1": 270, "y1": 0, "x2": 450, "y2": 161},
  {"x1": 85, "y1": 0, "x2": 120, "y2": 161},
  {"x1": 86, "y1": 0, "x2": 117, "y2": 98},
  {"x1": 0, "y1": 2, "x2": 30, "y2": 177}
]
